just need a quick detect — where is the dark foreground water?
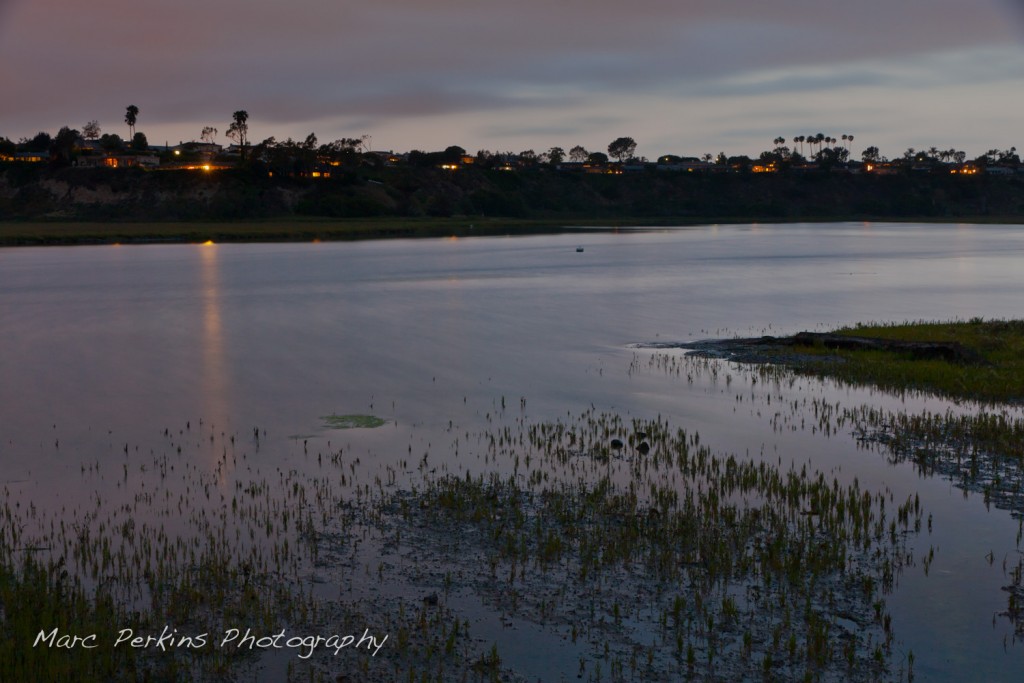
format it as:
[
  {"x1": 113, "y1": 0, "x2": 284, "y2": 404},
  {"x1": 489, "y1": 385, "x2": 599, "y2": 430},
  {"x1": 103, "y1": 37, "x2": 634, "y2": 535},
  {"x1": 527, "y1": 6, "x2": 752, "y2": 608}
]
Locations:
[{"x1": 2, "y1": 222, "x2": 1024, "y2": 681}]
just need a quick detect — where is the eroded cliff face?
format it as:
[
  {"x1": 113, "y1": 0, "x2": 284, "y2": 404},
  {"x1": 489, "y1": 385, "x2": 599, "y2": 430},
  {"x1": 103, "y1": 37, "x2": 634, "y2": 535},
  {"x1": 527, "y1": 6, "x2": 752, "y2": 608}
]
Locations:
[
  {"x1": 2, "y1": 163, "x2": 1022, "y2": 223},
  {"x1": 0, "y1": 167, "x2": 314, "y2": 220}
]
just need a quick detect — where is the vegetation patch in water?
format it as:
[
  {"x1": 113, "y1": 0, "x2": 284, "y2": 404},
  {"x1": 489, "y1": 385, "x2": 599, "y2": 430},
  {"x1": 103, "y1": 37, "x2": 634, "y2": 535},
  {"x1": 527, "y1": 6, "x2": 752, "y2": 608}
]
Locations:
[
  {"x1": 321, "y1": 414, "x2": 386, "y2": 429},
  {"x1": 795, "y1": 318, "x2": 1024, "y2": 403},
  {"x1": 374, "y1": 410, "x2": 923, "y2": 682}
]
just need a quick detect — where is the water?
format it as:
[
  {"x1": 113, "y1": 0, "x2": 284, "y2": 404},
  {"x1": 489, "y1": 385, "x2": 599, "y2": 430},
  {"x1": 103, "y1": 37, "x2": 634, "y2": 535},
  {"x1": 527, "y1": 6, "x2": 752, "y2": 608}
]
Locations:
[{"x1": 3, "y1": 222, "x2": 1024, "y2": 681}]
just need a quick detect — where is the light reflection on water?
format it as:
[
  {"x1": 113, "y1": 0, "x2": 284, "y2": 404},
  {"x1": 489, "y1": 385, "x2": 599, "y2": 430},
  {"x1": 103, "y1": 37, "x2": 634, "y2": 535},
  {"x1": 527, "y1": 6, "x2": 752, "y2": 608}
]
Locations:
[{"x1": 3, "y1": 222, "x2": 1024, "y2": 680}]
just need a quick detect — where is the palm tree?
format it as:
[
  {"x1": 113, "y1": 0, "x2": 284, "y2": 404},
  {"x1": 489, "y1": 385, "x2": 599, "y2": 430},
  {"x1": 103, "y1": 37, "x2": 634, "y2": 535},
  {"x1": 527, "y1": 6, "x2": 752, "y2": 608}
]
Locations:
[{"x1": 125, "y1": 105, "x2": 139, "y2": 138}]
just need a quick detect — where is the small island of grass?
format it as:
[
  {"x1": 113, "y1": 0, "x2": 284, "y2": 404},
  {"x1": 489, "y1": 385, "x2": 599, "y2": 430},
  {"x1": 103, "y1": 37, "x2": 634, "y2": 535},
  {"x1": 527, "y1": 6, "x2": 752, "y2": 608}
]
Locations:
[{"x1": 689, "y1": 318, "x2": 1024, "y2": 404}]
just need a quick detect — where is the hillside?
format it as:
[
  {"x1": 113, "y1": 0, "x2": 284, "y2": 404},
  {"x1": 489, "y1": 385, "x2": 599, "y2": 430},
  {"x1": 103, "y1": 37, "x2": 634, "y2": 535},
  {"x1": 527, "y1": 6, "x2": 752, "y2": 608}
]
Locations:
[{"x1": 2, "y1": 164, "x2": 1023, "y2": 235}]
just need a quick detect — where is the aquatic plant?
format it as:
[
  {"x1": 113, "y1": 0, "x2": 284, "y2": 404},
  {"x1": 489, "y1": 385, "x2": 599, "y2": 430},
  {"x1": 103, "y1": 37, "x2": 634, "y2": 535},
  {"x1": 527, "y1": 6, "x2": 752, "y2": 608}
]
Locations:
[{"x1": 321, "y1": 414, "x2": 387, "y2": 430}]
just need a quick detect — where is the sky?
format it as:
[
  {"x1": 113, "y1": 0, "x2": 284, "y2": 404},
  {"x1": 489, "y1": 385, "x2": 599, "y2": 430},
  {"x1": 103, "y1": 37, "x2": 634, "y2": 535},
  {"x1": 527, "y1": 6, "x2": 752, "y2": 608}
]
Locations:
[{"x1": 2, "y1": 0, "x2": 1024, "y2": 160}]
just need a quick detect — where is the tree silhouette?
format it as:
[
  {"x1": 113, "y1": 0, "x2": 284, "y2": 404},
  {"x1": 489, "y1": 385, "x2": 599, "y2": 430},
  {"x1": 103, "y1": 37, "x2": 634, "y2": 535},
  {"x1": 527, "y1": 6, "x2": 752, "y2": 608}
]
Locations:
[
  {"x1": 82, "y1": 120, "x2": 101, "y2": 140},
  {"x1": 569, "y1": 145, "x2": 588, "y2": 163},
  {"x1": 131, "y1": 132, "x2": 149, "y2": 151},
  {"x1": 226, "y1": 110, "x2": 249, "y2": 160},
  {"x1": 200, "y1": 126, "x2": 218, "y2": 144},
  {"x1": 99, "y1": 133, "x2": 123, "y2": 151},
  {"x1": 125, "y1": 105, "x2": 139, "y2": 138},
  {"x1": 51, "y1": 126, "x2": 80, "y2": 163},
  {"x1": 607, "y1": 137, "x2": 637, "y2": 162},
  {"x1": 23, "y1": 131, "x2": 52, "y2": 153},
  {"x1": 545, "y1": 146, "x2": 565, "y2": 165}
]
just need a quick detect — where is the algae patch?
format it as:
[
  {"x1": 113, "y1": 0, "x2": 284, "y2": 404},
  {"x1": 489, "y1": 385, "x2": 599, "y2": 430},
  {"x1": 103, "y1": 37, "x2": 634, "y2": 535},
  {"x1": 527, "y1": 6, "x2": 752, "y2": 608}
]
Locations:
[{"x1": 321, "y1": 414, "x2": 386, "y2": 430}]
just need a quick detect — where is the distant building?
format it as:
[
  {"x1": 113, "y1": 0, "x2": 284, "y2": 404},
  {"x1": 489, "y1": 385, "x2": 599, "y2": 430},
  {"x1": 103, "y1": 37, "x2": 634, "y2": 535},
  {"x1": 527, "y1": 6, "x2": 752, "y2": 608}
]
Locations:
[
  {"x1": 172, "y1": 142, "x2": 224, "y2": 159},
  {"x1": 9, "y1": 151, "x2": 48, "y2": 163}
]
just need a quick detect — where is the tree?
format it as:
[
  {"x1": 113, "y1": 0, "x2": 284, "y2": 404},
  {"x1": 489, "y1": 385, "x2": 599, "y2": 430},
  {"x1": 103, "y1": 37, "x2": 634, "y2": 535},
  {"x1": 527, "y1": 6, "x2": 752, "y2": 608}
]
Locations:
[
  {"x1": 861, "y1": 146, "x2": 880, "y2": 163},
  {"x1": 99, "y1": 133, "x2": 124, "y2": 151},
  {"x1": 131, "y1": 132, "x2": 149, "y2": 151},
  {"x1": 226, "y1": 110, "x2": 249, "y2": 159},
  {"x1": 545, "y1": 146, "x2": 565, "y2": 165},
  {"x1": 23, "y1": 131, "x2": 52, "y2": 152},
  {"x1": 569, "y1": 145, "x2": 588, "y2": 163},
  {"x1": 998, "y1": 147, "x2": 1019, "y2": 165},
  {"x1": 607, "y1": 136, "x2": 637, "y2": 162},
  {"x1": 442, "y1": 145, "x2": 466, "y2": 163},
  {"x1": 125, "y1": 105, "x2": 139, "y2": 138},
  {"x1": 817, "y1": 146, "x2": 848, "y2": 169},
  {"x1": 82, "y1": 120, "x2": 101, "y2": 140},
  {"x1": 200, "y1": 126, "x2": 218, "y2": 144},
  {"x1": 587, "y1": 151, "x2": 609, "y2": 164},
  {"x1": 51, "y1": 126, "x2": 80, "y2": 163}
]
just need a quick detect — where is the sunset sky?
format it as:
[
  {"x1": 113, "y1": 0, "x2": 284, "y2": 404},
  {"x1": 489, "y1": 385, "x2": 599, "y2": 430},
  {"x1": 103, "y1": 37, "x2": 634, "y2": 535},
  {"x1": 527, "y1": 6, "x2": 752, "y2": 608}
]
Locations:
[{"x1": 2, "y1": 0, "x2": 1023, "y2": 160}]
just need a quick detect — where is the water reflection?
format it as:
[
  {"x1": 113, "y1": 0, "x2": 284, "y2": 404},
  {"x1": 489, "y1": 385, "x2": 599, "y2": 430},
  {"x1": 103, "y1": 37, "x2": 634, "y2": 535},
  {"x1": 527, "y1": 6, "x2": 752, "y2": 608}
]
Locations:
[{"x1": 199, "y1": 242, "x2": 231, "y2": 483}]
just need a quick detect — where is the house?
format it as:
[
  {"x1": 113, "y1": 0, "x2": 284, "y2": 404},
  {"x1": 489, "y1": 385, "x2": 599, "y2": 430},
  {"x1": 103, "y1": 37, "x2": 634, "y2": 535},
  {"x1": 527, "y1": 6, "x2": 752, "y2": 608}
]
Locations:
[
  {"x1": 172, "y1": 142, "x2": 224, "y2": 160},
  {"x1": 10, "y1": 151, "x2": 48, "y2": 163},
  {"x1": 656, "y1": 160, "x2": 711, "y2": 172}
]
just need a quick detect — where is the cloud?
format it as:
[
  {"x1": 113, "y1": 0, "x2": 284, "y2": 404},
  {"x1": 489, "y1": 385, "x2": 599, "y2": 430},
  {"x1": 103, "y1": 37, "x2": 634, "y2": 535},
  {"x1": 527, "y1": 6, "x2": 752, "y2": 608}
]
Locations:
[{"x1": 1, "y1": 0, "x2": 1021, "y2": 155}]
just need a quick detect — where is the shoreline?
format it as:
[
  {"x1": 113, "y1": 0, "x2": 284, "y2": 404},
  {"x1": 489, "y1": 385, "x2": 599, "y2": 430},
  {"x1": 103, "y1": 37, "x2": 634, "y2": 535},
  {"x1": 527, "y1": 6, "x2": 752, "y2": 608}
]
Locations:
[{"x1": 2, "y1": 215, "x2": 1023, "y2": 247}]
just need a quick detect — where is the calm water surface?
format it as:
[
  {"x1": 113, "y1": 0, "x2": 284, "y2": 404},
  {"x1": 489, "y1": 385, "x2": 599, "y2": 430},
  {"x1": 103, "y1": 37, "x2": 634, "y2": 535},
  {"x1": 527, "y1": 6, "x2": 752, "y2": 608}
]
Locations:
[{"x1": 3, "y1": 222, "x2": 1024, "y2": 681}]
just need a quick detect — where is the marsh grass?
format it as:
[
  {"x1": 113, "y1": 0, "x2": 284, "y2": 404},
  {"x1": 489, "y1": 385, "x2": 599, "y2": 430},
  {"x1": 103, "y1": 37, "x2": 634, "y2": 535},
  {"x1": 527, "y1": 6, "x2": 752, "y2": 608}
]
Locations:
[
  {"x1": 801, "y1": 319, "x2": 1024, "y2": 403},
  {"x1": 641, "y1": 349, "x2": 1024, "y2": 638},
  {"x1": 0, "y1": 380, "x2": 963, "y2": 682},
  {"x1": 375, "y1": 409, "x2": 921, "y2": 682}
]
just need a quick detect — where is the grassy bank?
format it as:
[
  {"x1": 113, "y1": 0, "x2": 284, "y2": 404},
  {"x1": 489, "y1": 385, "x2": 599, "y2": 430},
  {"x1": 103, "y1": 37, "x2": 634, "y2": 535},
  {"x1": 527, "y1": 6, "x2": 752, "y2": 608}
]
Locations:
[
  {"x1": 801, "y1": 318, "x2": 1024, "y2": 404},
  {"x1": 0, "y1": 217, "x2": 592, "y2": 246},
  {"x1": 3, "y1": 216, "x2": 1024, "y2": 247}
]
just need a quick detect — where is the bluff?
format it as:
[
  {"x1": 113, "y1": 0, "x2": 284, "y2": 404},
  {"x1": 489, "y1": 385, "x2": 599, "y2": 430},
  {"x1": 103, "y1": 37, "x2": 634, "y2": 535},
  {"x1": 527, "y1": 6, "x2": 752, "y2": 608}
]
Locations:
[{"x1": 2, "y1": 164, "x2": 1023, "y2": 224}]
